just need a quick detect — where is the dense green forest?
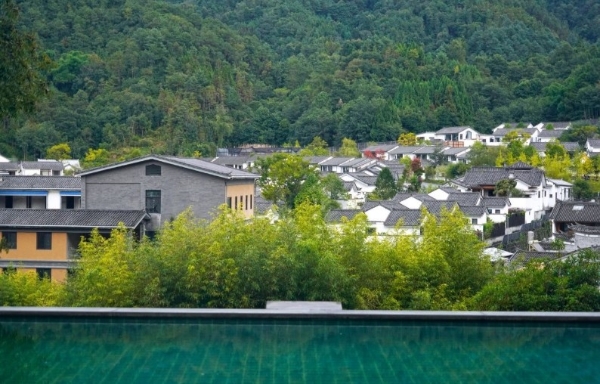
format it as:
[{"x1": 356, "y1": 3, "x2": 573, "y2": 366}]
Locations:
[{"x1": 3, "y1": 0, "x2": 600, "y2": 159}]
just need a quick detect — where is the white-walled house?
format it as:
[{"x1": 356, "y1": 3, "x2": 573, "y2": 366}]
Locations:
[
  {"x1": 586, "y1": 139, "x2": 600, "y2": 156},
  {"x1": 18, "y1": 161, "x2": 64, "y2": 176},
  {"x1": 434, "y1": 126, "x2": 480, "y2": 147}
]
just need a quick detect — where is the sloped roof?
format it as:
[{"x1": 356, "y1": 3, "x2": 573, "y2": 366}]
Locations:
[
  {"x1": 325, "y1": 209, "x2": 362, "y2": 222},
  {"x1": 461, "y1": 167, "x2": 544, "y2": 187},
  {"x1": 78, "y1": 155, "x2": 259, "y2": 180},
  {"x1": 353, "y1": 175, "x2": 378, "y2": 186},
  {"x1": 383, "y1": 209, "x2": 422, "y2": 227},
  {"x1": 543, "y1": 122, "x2": 571, "y2": 129},
  {"x1": 362, "y1": 144, "x2": 398, "y2": 152},
  {"x1": 21, "y1": 161, "x2": 64, "y2": 171},
  {"x1": 0, "y1": 176, "x2": 81, "y2": 190},
  {"x1": 421, "y1": 200, "x2": 457, "y2": 214},
  {"x1": 210, "y1": 156, "x2": 255, "y2": 166},
  {"x1": 393, "y1": 193, "x2": 435, "y2": 202},
  {"x1": 319, "y1": 157, "x2": 355, "y2": 166},
  {"x1": 436, "y1": 126, "x2": 473, "y2": 134},
  {"x1": 0, "y1": 209, "x2": 148, "y2": 229},
  {"x1": 412, "y1": 146, "x2": 440, "y2": 154},
  {"x1": 459, "y1": 205, "x2": 486, "y2": 217},
  {"x1": 538, "y1": 130, "x2": 563, "y2": 138},
  {"x1": 0, "y1": 162, "x2": 19, "y2": 171},
  {"x1": 530, "y1": 142, "x2": 580, "y2": 152},
  {"x1": 304, "y1": 156, "x2": 332, "y2": 165},
  {"x1": 493, "y1": 128, "x2": 537, "y2": 137},
  {"x1": 549, "y1": 200, "x2": 600, "y2": 223},
  {"x1": 587, "y1": 139, "x2": 600, "y2": 148},
  {"x1": 447, "y1": 192, "x2": 481, "y2": 206},
  {"x1": 388, "y1": 146, "x2": 422, "y2": 155},
  {"x1": 442, "y1": 147, "x2": 469, "y2": 155},
  {"x1": 362, "y1": 200, "x2": 398, "y2": 212},
  {"x1": 482, "y1": 197, "x2": 510, "y2": 208}
]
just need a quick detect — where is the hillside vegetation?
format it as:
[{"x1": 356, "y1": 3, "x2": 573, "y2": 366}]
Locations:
[{"x1": 4, "y1": 0, "x2": 600, "y2": 159}]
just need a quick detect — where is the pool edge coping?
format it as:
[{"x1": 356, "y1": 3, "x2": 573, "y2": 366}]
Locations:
[{"x1": 1, "y1": 307, "x2": 600, "y2": 322}]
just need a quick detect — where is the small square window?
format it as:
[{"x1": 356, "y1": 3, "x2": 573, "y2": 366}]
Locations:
[
  {"x1": 37, "y1": 232, "x2": 52, "y2": 250},
  {"x1": 495, "y1": 209, "x2": 500, "y2": 214},
  {"x1": 146, "y1": 164, "x2": 162, "y2": 176},
  {"x1": 36, "y1": 268, "x2": 51, "y2": 280},
  {"x1": 471, "y1": 219, "x2": 478, "y2": 225},
  {"x1": 2, "y1": 232, "x2": 17, "y2": 249}
]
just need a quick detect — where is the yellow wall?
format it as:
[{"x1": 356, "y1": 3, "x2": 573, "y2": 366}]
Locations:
[
  {"x1": 226, "y1": 182, "x2": 255, "y2": 219},
  {"x1": 1, "y1": 232, "x2": 69, "y2": 283}
]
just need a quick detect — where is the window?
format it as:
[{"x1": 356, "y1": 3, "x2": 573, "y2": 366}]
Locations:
[
  {"x1": 2, "y1": 232, "x2": 16, "y2": 249},
  {"x1": 227, "y1": 197, "x2": 232, "y2": 209},
  {"x1": 37, "y1": 232, "x2": 52, "y2": 250},
  {"x1": 66, "y1": 196, "x2": 75, "y2": 209},
  {"x1": 146, "y1": 164, "x2": 161, "y2": 176},
  {"x1": 2, "y1": 266, "x2": 16, "y2": 275},
  {"x1": 36, "y1": 268, "x2": 51, "y2": 280},
  {"x1": 145, "y1": 231, "x2": 157, "y2": 240},
  {"x1": 5, "y1": 196, "x2": 13, "y2": 209},
  {"x1": 245, "y1": 195, "x2": 248, "y2": 210},
  {"x1": 52, "y1": 170, "x2": 60, "y2": 176},
  {"x1": 145, "y1": 190, "x2": 161, "y2": 213},
  {"x1": 471, "y1": 219, "x2": 478, "y2": 225},
  {"x1": 26, "y1": 196, "x2": 32, "y2": 208},
  {"x1": 234, "y1": 196, "x2": 238, "y2": 209},
  {"x1": 250, "y1": 195, "x2": 253, "y2": 210},
  {"x1": 240, "y1": 196, "x2": 243, "y2": 209},
  {"x1": 495, "y1": 209, "x2": 500, "y2": 214}
]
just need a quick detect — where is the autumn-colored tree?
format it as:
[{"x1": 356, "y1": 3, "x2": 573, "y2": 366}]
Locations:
[
  {"x1": 398, "y1": 132, "x2": 417, "y2": 146},
  {"x1": 46, "y1": 143, "x2": 71, "y2": 160}
]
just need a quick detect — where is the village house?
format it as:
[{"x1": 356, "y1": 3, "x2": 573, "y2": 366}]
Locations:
[
  {"x1": 78, "y1": 155, "x2": 259, "y2": 235},
  {"x1": 0, "y1": 176, "x2": 81, "y2": 210},
  {"x1": 0, "y1": 209, "x2": 148, "y2": 282}
]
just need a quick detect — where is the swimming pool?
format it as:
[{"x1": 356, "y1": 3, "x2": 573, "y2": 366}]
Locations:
[{"x1": 1, "y1": 308, "x2": 599, "y2": 383}]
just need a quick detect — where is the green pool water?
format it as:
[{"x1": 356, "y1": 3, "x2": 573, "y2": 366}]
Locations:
[{"x1": 1, "y1": 317, "x2": 599, "y2": 383}]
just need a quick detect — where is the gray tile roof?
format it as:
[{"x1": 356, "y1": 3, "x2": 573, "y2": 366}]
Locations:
[
  {"x1": 530, "y1": 142, "x2": 580, "y2": 152},
  {"x1": 353, "y1": 175, "x2": 378, "y2": 186},
  {"x1": 384, "y1": 209, "x2": 422, "y2": 227},
  {"x1": 393, "y1": 193, "x2": 436, "y2": 202},
  {"x1": 458, "y1": 205, "x2": 486, "y2": 217},
  {"x1": 493, "y1": 128, "x2": 537, "y2": 137},
  {"x1": 447, "y1": 192, "x2": 481, "y2": 206},
  {"x1": 210, "y1": 156, "x2": 255, "y2": 166},
  {"x1": 587, "y1": 139, "x2": 600, "y2": 148},
  {"x1": 304, "y1": 156, "x2": 332, "y2": 165},
  {"x1": 0, "y1": 162, "x2": 19, "y2": 171},
  {"x1": 362, "y1": 201, "x2": 398, "y2": 212},
  {"x1": 388, "y1": 146, "x2": 422, "y2": 155},
  {"x1": 0, "y1": 176, "x2": 81, "y2": 190},
  {"x1": 0, "y1": 209, "x2": 148, "y2": 229},
  {"x1": 21, "y1": 161, "x2": 64, "y2": 171},
  {"x1": 482, "y1": 197, "x2": 510, "y2": 208},
  {"x1": 325, "y1": 209, "x2": 362, "y2": 222},
  {"x1": 342, "y1": 181, "x2": 357, "y2": 191},
  {"x1": 412, "y1": 146, "x2": 439, "y2": 154},
  {"x1": 319, "y1": 157, "x2": 355, "y2": 166},
  {"x1": 362, "y1": 144, "x2": 398, "y2": 152},
  {"x1": 442, "y1": 147, "x2": 469, "y2": 155},
  {"x1": 537, "y1": 130, "x2": 563, "y2": 138},
  {"x1": 462, "y1": 167, "x2": 544, "y2": 187},
  {"x1": 421, "y1": 200, "x2": 457, "y2": 215},
  {"x1": 436, "y1": 126, "x2": 473, "y2": 134},
  {"x1": 549, "y1": 201, "x2": 600, "y2": 224},
  {"x1": 543, "y1": 122, "x2": 571, "y2": 129},
  {"x1": 78, "y1": 155, "x2": 259, "y2": 180}
]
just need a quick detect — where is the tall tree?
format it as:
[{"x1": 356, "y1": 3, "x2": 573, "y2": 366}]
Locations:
[{"x1": 0, "y1": 0, "x2": 49, "y2": 122}]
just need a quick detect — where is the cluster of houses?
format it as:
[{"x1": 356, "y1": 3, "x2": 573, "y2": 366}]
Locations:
[{"x1": 1, "y1": 120, "x2": 599, "y2": 281}]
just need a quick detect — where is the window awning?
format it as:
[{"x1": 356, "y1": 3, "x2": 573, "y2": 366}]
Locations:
[
  {"x1": 0, "y1": 190, "x2": 48, "y2": 196},
  {"x1": 59, "y1": 191, "x2": 81, "y2": 196}
]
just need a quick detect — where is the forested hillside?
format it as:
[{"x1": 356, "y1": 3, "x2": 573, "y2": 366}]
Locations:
[{"x1": 4, "y1": 0, "x2": 600, "y2": 159}]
